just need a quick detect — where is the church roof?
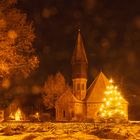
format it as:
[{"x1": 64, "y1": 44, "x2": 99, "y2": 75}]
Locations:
[
  {"x1": 71, "y1": 30, "x2": 88, "y2": 64},
  {"x1": 55, "y1": 88, "x2": 83, "y2": 106},
  {"x1": 85, "y1": 72, "x2": 109, "y2": 102},
  {"x1": 85, "y1": 72, "x2": 128, "y2": 104}
]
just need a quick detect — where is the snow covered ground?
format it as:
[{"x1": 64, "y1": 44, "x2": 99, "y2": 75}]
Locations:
[{"x1": 0, "y1": 122, "x2": 140, "y2": 140}]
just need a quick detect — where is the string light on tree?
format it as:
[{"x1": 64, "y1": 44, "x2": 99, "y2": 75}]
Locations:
[{"x1": 98, "y1": 79, "x2": 127, "y2": 121}]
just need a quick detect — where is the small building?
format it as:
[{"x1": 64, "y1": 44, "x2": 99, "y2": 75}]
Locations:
[{"x1": 55, "y1": 30, "x2": 128, "y2": 121}]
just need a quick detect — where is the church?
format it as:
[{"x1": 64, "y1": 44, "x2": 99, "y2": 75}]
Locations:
[{"x1": 55, "y1": 30, "x2": 128, "y2": 121}]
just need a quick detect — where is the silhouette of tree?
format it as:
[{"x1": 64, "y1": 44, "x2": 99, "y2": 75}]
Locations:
[
  {"x1": 0, "y1": 0, "x2": 39, "y2": 79},
  {"x1": 43, "y1": 72, "x2": 69, "y2": 109}
]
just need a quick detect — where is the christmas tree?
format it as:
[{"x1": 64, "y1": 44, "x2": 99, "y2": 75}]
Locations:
[{"x1": 98, "y1": 79, "x2": 127, "y2": 122}]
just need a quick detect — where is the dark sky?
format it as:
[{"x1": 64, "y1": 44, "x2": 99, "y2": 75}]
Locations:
[{"x1": 15, "y1": 0, "x2": 140, "y2": 119}]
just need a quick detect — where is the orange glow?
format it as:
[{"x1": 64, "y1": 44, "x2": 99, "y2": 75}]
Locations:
[
  {"x1": 15, "y1": 108, "x2": 22, "y2": 121},
  {"x1": 101, "y1": 113, "x2": 105, "y2": 117},
  {"x1": 108, "y1": 112, "x2": 112, "y2": 116},
  {"x1": 8, "y1": 30, "x2": 18, "y2": 39},
  {"x1": 100, "y1": 108, "x2": 103, "y2": 111},
  {"x1": 118, "y1": 102, "x2": 121, "y2": 106},
  {"x1": 99, "y1": 79, "x2": 127, "y2": 120},
  {"x1": 35, "y1": 112, "x2": 39, "y2": 118},
  {"x1": 1, "y1": 79, "x2": 10, "y2": 89},
  {"x1": 106, "y1": 101, "x2": 110, "y2": 106},
  {"x1": 121, "y1": 111, "x2": 124, "y2": 114},
  {"x1": 109, "y1": 79, "x2": 113, "y2": 83}
]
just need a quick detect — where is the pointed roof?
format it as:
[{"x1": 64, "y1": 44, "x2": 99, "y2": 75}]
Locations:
[
  {"x1": 85, "y1": 72, "x2": 128, "y2": 104},
  {"x1": 71, "y1": 29, "x2": 88, "y2": 64},
  {"x1": 85, "y1": 72, "x2": 109, "y2": 102},
  {"x1": 55, "y1": 88, "x2": 82, "y2": 106}
]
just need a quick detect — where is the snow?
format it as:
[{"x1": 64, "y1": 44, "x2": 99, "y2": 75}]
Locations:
[{"x1": 0, "y1": 122, "x2": 140, "y2": 140}]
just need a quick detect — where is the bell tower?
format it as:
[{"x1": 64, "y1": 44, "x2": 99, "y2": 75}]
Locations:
[{"x1": 71, "y1": 30, "x2": 88, "y2": 100}]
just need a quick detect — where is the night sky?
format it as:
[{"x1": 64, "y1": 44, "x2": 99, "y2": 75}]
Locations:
[{"x1": 15, "y1": 0, "x2": 140, "y2": 119}]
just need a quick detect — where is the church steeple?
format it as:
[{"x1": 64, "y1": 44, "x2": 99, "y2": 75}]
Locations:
[
  {"x1": 71, "y1": 30, "x2": 88, "y2": 100},
  {"x1": 71, "y1": 29, "x2": 88, "y2": 65},
  {"x1": 71, "y1": 29, "x2": 88, "y2": 79}
]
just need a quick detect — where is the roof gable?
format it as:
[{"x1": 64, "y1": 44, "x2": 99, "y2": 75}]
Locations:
[
  {"x1": 85, "y1": 72, "x2": 128, "y2": 104},
  {"x1": 55, "y1": 89, "x2": 82, "y2": 105},
  {"x1": 86, "y1": 72, "x2": 109, "y2": 102}
]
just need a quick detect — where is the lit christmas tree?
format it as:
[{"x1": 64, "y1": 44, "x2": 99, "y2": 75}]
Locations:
[{"x1": 98, "y1": 79, "x2": 127, "y2": 122}]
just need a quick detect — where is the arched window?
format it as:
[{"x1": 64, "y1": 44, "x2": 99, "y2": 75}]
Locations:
[
  {"x1": 82, "y1": 84, "x2": 84, "y2": 90},
  {"x1": 63, "y1": 110, "x2": 65, "y2": 118},
  {"x1": 77, "y1": 83, "x2": 80, "y2": 90},
  {"x1": 71, "y1": 111, "x2": 74, "y2": 118}
]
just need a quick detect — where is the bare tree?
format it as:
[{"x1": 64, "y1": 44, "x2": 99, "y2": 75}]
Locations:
[
  {"x1": 43, "y1": 72, "x2": 69, "y2": 109},
  {"x1": 0, "y1": 0, "x2": 39, "y2": 79}
]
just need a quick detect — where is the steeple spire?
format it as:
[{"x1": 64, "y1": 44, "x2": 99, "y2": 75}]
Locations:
[
  {"x1": 71, "y1": 30, "x2": 88, "y2": 100},
  {"x1": 71, "y1": 29, "x2": 88, "y2": 64}
]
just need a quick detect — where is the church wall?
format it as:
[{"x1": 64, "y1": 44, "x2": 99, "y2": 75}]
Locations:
[
  {"x1": 56, "y1": 102, "x2": 128, "y2": 121},
  {"x1": 86, "y1": 102, "x2": 128, "y2": 121},
  {"x1": 56, "y1": 101, "x2": 86, "y2": 121},
  {"x1": 86, "y1": 102, "x2": 102, "y2": 120},
  {"x1": 74, "y1": 102, "x2": 86, "y2": 121},
  {"x1": 122, "y1": 103, "x2": 128, "y2": 120},
  {"x1": 56, "y1": 102, "x2": 75, "y2": 121}
]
